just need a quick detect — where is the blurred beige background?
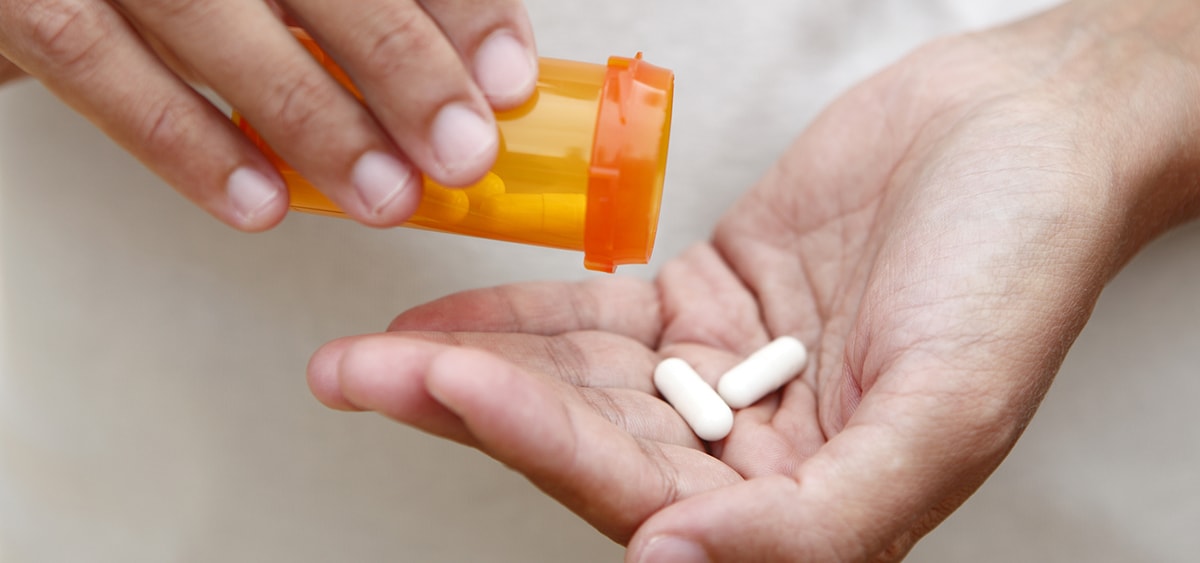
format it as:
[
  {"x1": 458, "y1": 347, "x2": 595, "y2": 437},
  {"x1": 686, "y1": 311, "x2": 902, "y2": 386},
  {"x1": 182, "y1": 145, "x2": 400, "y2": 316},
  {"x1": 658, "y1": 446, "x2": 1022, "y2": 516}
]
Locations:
[{"x1": 3, "y1": 1, "x2": 1198, "y2": 561}]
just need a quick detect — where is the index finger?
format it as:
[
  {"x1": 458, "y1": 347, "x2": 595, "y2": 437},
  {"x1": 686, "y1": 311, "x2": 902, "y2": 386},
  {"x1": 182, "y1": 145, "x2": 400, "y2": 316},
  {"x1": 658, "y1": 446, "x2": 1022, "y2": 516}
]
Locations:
[{"x1": 387, "y1": 277, "x2": 663, "y2": 346}]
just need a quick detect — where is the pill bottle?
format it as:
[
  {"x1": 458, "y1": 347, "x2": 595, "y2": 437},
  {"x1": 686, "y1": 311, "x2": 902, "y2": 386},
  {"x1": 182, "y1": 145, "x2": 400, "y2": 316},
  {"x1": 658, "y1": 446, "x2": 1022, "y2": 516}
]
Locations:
[{"x1": 234, "y1": 31, "x2": 674, "y2": 273}]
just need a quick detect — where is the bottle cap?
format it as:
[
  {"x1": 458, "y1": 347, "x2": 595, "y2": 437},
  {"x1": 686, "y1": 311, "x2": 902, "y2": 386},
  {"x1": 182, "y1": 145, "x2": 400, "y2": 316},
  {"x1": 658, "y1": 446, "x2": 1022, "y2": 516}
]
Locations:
[{"x1": 583, "y1": 54, "x2": 674, "y2": 273}]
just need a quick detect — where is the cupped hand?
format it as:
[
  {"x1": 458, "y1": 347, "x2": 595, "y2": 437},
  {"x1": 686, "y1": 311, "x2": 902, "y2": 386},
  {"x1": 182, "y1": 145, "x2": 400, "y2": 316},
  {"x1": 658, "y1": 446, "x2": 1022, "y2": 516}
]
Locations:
[
  {"x1": 0, "y1": 0, "x2": 535, "y2": 230},
  {"x1": 307, "y1": 3, "x2": 1200, "y2": 561}
]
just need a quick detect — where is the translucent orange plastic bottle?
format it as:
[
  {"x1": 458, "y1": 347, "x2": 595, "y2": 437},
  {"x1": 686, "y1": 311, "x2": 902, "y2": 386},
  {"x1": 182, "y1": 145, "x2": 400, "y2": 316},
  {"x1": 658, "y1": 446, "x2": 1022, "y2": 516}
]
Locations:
[{"x1": 234, "y1": 31, "x2": 674, "y2": 273}]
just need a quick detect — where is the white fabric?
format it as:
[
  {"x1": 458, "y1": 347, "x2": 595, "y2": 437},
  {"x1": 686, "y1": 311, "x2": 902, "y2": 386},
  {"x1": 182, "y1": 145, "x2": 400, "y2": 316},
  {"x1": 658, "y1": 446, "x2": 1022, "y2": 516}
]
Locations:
[{"x1": 4, "y1": 1, "x2": 1198, "y2": 561}]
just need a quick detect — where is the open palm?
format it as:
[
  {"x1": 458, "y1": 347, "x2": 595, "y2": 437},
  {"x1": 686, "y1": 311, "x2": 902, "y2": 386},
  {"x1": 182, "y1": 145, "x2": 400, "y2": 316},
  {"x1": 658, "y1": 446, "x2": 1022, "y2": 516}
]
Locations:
[{"x1": 308, "y1": 11, "x2": 1198, "y2": 561}]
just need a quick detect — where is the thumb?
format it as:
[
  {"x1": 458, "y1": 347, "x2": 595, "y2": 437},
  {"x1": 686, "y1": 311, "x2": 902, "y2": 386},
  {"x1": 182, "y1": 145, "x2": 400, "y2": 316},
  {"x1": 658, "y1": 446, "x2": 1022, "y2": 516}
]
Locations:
[
  {"x1": 625, "y1": 422, "x2": 1006, "y2": 562},
  {"x1": 625, "y1": 475, "x2": 851, "y2": 563}
]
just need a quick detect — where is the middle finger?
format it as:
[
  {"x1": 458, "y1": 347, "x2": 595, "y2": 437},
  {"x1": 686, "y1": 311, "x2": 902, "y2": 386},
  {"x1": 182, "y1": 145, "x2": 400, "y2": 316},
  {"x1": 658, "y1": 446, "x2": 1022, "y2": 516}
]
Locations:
[
  {"x1": 284, "y1": 0, "x2": 505, "y2": 186},
  {"x1": 116, "y1": 0, "x2": 424, "y2": 225}
]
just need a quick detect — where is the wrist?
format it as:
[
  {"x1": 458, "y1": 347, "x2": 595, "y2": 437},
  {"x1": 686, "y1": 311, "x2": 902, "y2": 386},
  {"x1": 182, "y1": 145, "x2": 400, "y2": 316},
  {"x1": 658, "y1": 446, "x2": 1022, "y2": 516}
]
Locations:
[
  {"x1": 1001, "y1": 1, "x2": 1200, "y2": 253},
  {"x1": 1077, "y1": 0, "x2": 1200, "y2": 232},
  {"x1": 1105, "y1": 5, "x2": 1200, "y2": 258},
  {"x1": 1071, "y1": 0, "x2": 1200, "y2": 66}
]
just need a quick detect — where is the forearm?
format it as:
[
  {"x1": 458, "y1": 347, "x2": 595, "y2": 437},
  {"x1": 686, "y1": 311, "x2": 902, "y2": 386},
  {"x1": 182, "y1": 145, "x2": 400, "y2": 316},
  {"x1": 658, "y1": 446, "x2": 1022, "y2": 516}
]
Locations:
[
  {"x1": 1073, "y1": 0, "x2": 1200, "y2": 239},
  {"x1": 1075, "y1": 0, "x2": 1200, "y2": 62},
  {"x1": 982, "y1": 0, "x2": 1200, "y2": 263}
]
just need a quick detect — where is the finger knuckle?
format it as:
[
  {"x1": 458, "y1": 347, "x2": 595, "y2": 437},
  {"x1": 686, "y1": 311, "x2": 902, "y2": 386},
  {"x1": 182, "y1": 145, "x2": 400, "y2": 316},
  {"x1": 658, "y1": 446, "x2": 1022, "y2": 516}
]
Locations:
[
  {"x1": 134, "y1": 0, "x2": 213, "y2": 22},
  {"x1": 137, "y1": 95, "x2": 202, "y2": 159},
  {"x1": 260, "y1": 69, "x2": 339, "y2": 139},
  {"x1": 360, "y1": 11, "x2": 438, "y2": 78},
  {"x1": 22, "y1": 0, "x2": 113, "y2": 73}
]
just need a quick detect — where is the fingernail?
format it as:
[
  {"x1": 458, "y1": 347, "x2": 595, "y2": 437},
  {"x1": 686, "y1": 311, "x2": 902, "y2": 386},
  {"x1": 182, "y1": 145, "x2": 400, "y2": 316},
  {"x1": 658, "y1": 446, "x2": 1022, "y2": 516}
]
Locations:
[
  {"x1": 351, "y1": 151, "x2": 416, "y2": 216},
  {"x1": 430, "y1": 102, "x2": 497, "y2": 178},
  {"x1": 227, "y1": 166, "x2": 283, "y2": 223},
  {"x1": 635, "y1": 537, "x2": 710, "y2": 563},
  {"x1": 473, "y1": 31, "x2": 537, "y2": 105}
]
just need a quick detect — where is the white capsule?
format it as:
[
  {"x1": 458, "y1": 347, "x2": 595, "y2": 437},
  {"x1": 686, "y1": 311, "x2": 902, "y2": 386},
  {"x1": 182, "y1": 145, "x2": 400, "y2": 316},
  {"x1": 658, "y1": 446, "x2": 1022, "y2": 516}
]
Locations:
[
  {"x1": 653, "y1": 358, "x2": 734, "y2": 441},
  {"x1": 717, "y1": 336, "x2": 808, "y2": 409}
]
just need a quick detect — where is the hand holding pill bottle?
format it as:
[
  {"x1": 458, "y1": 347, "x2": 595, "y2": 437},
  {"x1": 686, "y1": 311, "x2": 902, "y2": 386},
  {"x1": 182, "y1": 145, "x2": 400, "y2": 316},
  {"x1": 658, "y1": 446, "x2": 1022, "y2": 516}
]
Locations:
[
  {"x1": 236, "y1": 30, "x2": 675, "y2": 272},
  {"x1": 0, "y1": 1, "x2": 543, "y2": 232}
]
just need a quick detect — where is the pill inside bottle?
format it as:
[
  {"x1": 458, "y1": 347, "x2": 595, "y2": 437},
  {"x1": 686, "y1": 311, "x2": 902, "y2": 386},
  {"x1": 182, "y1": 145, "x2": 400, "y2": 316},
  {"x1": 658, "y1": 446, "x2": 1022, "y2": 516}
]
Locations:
[
  {"x1": 654, "y1": 358, "x2": 734, "y2": 442},
  {"x1": 233, "y1": 28, "x2": 674, "y2": 273},
  {"x1": 717, "y1": 336, "x2": 809, "y2": 409}
]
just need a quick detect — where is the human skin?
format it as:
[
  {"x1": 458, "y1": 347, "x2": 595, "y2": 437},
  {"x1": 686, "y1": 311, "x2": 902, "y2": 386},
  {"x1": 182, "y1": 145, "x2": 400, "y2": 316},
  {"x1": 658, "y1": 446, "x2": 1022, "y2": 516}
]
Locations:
[
  {"x1": 310, "y1": 1, "x2": 1200, "y2": 561},
  {"x1": 0, "y1": 55, "x2": 22, "y2": 84},
  {"x1": 0, "y1": 1, "x2": 535, "y2": 231}
]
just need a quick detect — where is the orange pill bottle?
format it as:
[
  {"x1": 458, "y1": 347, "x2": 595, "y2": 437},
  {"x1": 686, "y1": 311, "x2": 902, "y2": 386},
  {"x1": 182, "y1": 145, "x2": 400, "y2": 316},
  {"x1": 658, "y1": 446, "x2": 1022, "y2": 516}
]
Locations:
[{"x1": 235, "y1": 32, "x2": 673, "y2": 272}]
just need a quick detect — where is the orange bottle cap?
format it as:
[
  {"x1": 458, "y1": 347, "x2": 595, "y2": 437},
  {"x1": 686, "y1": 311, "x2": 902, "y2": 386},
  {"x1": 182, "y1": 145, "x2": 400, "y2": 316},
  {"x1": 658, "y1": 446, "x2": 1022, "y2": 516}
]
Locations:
[{"x1": 583, "y1": 54, "x2": 675, "y2": 273}]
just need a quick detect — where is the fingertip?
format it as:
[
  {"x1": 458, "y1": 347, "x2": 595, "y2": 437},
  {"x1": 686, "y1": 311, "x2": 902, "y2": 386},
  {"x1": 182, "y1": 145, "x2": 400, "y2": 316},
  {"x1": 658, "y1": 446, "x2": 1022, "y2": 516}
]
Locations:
[
  {"x1": 316, "y1": 336, "x2": 480, "y2": 441},
  {"x1": 348, "y1": 150, "x2": 425, "y2": 227},
  {"x1": 307, "y1": 337, "x2": 361, "y2": 411},
  {"x1": 473, "y1": 30, "x2": 538, "y2": 110},
  {"x1": 333, "y1": 337, "x2": 457, "y2": 423},
  {"x1": 224, "y1": 166, "x2": 290, "y2": 232},
  {"x1": 335, "y1": 337, "x2": 400, "y2": 411},
  {"x1": 425, "y1": 102, "x2": 498, "y2": 187}
]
